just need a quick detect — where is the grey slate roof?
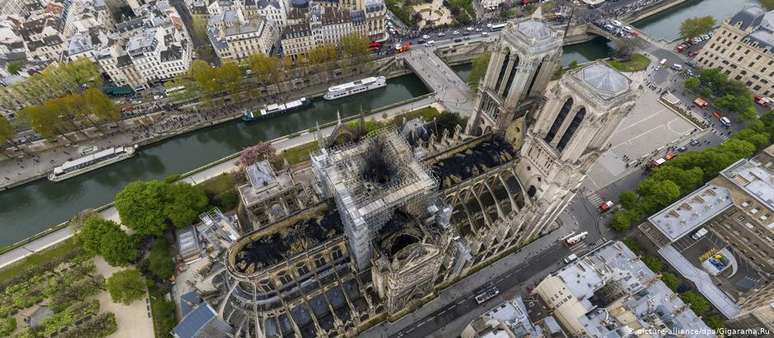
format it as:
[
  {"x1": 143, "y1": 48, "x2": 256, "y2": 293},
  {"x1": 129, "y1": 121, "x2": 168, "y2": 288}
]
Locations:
[
  {"x1": 577, "y1": 63, "x2": 629, "y2": 99},
  {"x1": 517, "y1": 19, "x2": 551, "y2": 40},
  {"x1": 173, "y1": 302, "x2": 233, "y2": 338},
  {"x1": 730, "y1": 6, "x2": 766, "y2": 30}
]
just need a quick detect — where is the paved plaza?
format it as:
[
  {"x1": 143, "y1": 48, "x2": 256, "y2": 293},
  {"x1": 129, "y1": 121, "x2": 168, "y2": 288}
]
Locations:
[{"x1": 585, "y1": 88, "x2": 695, "y2": 191}]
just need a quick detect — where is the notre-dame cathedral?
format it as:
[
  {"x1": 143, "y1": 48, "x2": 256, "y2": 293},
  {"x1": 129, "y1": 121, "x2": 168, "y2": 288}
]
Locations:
[{"x1": 187, "y1": 16, "x2": 640, "y2": 338}]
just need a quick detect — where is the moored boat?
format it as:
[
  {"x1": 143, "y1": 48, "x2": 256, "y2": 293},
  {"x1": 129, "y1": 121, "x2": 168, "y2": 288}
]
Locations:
[
  {"x1": 48, "y1": 145, "x2": 138, "y2": 182},
  {"x1": 242, "y1": 97, "x2": 311, "y2": 122},
  {"x1": 323, "y1": 76, "x2": 386, "y2": 100}
]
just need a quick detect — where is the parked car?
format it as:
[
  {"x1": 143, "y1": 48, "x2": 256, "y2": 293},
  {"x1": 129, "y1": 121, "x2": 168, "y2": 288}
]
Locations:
[
  {"x1": 563, "y1": 254, "x2": 578, "y2": 264},
  {"x1": 690, "y1": 139, "x2": 700, "y2": 146}
]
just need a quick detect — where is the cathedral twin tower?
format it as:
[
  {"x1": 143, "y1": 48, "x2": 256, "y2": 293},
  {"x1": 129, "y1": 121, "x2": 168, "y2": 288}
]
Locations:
[{"x1": 468, "y1": 17, "x2": 639, "y2": 232}]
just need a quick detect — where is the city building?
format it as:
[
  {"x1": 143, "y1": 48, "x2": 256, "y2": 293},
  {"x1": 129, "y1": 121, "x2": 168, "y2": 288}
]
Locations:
[
  {"x1": 0, "y1": 0, "x2": 69, "y2": 63},
  {"x1": 181, "y1": 17, "x2": 641, "y2": 337},
  {"x1": 280, "y1": 0, "x2": 385, "y2": 59},
  {"x1": 695, "y1": 5, "x2": 774, "y2": 97},
  {"x1": 173, "y1": 299, "x2": 234, "y2": 338},
  {"x1": 639, "y1": 144, "x2": 774, "y2": 320},
  {"x1": 207, "y1": 6, "x2": 278, "y2": 60},
  {"x1": 729, "y1": 281, "x2": 774, "y2": 334},
  {"x1": 534, "y1": 241, "x2": 714, "y2": 338},
  {"x1": 95, "y1": 0, "x2": 192, "y2": 90},
  {"x1": 461, "y1": 296, "x2": 544, "y2": 338}
]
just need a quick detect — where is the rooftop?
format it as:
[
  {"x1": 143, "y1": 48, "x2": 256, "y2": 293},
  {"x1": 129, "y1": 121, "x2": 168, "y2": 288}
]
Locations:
[
  {"x1": 648, "y1": 185, "x2": 733, "y2": 242},
  {"x1": 431, "y1": 135, "x2": 517, "y2": 189},
  {"x1": 575, "y1": 63, "x2": 630, "y2": 100},
  {"x1": 173, "y1": 302, "x2": 233, "y2": 338},
  {"x1": 465, "y1": 296, "x2": 543, "y2": 338},
  {"x1": 721, "y1": 158, "x2": 774, "y2": 211},
  {"x1": 228, "y1": 205, "x2": 344, "y2": 274},
  {"x1": 537, "y1": 241, "x2": 714, "y2": 338}
]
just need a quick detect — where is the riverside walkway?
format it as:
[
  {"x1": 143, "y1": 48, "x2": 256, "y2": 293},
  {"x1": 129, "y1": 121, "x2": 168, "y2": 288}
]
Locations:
[{"x1": 0, "y1": 97, "x2": 437, "y2": 270}]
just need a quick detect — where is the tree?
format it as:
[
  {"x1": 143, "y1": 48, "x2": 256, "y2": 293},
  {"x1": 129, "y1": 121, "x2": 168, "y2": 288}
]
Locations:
[
  {"x1": 637, "y1": 178, "x2": 681, "y2": 213},
  {"x1": 618, "y1": 191, "x2": 638, "y2": 210},
  {"x1": 147, "y1": 238, "x2": 175, "y2": 280},
  {"x1": 215, "y1": 62, "x2": 243, "y2": 97},
  {"x1": 684, "y1": 77, "x2": 700, "y2": 92},
  {"x1": 6, "y1": 62, "x2": 22, "y2": 75},
  {"x1": 661, "y1": 272, "x2": 681, "y2": 291},
  {"x1": 0, "y1": 115, "x2": 13, "y2": 146},
  {"x1": 649, "y1": 166, "x2": 704, "y2": 195},
  {"x1": 623, "y1": 238, "x2": 641, "y2": 255},
  {"x1": 642, "y1": 256, "x2": 664, "y2": 272},
  {"x1": 610, "y1": 209, "x2": 638, "y2": 232},
  {"x1": 681, "y1": 291, "x2": 711, "y2": 315},
  {"x1": 239, "y1": 142, "x2": 280, "y2": 168},
  {"x1": 115, "y1": 180, "x2": 169, "y2": 236},
  {"x1": 680, "y1": 16, "x2": 716, "y2": 40},
  {"x1": 76, "y1": 217, "x2": 137, "y2": 266},
  {"x1": 106, "y1": 269, "x2": 146, "y2": 305},
  {"x1": 0, "y1": 317, "x2": 16, "y2": 336},
  {"x1": 763, "y1": 0, "x2": 774, "y2": 10},
  {"x1": 339, "y1": 33, "x2": 370, "y2": 61},
  {"x1": 82, "y1": 88, "x2": 120, "y2": 122},
  {"x1": 245, "y1": 53, "x2": 282, "y2": 84},
  {"x1": 703, "y1": 314, "x2": 725, "y2": 330},
  {"x1": 164, "y1": 182, "x2": 208, "y2": 228},
  {"x1": 733, "y1": 128, "x2": 771, "y2": 151}
]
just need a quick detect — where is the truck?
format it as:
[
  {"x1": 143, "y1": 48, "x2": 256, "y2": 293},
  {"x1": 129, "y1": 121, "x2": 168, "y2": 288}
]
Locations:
[
  {"x1": 394, "y1": 41, "x2": 411, "y2": 53},
  {"x1": 648, "y1": 157, "x2": 666, "y2": 169},
  {"x1": 564, "y1": 232, "x2": 588, "y2": 246},
  {"x1": 693, "y1": 97, "x2": 709, "y2": 108}
]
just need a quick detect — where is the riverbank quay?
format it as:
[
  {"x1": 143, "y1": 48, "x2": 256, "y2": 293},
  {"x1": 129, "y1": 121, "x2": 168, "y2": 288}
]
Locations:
[
  {"x1": 0, "y1": 95, "x2": 438, "y2": 270},
  {"x1": 0, "y1": 65, "x2": 421, "y2": 192}
]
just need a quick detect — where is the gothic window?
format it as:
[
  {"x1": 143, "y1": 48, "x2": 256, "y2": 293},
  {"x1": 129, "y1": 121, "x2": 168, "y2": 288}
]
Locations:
[
  {"x1": 556, "y1": 108, "x2": 587, "y2": 152},
  {"x1": 525, "y1": 57, "x2": 546, "y2": 97},
  {"x1": 544, "y1": 98, "x2": 573, "y2": 143},
  {"x1": 493, "y1": 49, "x2": 511, "y2": 93},
  {"x1": 527, "y1": 185, "x2": 536, "y2": 198},
  {"x1": 332, "y1": 247, "x2": 343, "y2": 260},
  {"x1": 502, "y1": 54, "x2": 521, "y2": 98},
  {"x1": 296, "y1": 263, "x2": 310, "y2": 277},
  {"x1": 314, "y1": 255, "x2": 327, "y2": 268}
]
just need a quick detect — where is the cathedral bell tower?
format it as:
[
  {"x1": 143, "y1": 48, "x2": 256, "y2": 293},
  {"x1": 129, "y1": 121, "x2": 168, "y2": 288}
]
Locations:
[
  {"x1": 516, "y1": 62, "x2": 639, "y2": 232},
  {"x1": 467, "y1": 17, "x2": 563, "y2": 141}
]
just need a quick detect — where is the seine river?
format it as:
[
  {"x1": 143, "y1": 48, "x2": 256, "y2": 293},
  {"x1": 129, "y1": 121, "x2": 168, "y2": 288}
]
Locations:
[{"x1": 0, "y1": 0, "x2": 752, "y2": 245}]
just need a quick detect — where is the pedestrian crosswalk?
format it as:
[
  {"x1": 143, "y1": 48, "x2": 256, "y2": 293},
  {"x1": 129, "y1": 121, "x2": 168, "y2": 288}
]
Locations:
[{"x1": 586, "y1": 191, "x2": 603, "y2": 206}]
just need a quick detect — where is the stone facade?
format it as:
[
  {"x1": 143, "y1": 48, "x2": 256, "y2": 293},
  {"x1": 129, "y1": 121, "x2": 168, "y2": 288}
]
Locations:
[{"x1": 696, "y1": 5, "x2": 774, "y2": 98}]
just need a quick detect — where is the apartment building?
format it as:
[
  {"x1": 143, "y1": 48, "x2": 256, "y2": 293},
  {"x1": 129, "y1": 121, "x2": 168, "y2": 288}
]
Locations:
[
  {"x1": 280, "y1": 0, "x2": 385, "y2": 59},
  {"x1": 534, "y1": 241, "x2": 714, "y2": 337},
  {"x1": 696, "y1": 5, "x2": 774, "y2": 97},
  {"x1": 207, "y1": 6, "x2": 278, "y2": 60},
  {"x1": 95, "y1": 0, "x2": 192, "y2": 90}
]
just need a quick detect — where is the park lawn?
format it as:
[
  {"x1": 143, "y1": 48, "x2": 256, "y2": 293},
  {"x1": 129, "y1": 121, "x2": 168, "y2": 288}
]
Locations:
[
  {"x1": 607, "y1": 53, "x2": 651, "y2": 72},
  {"x1": 399, "y1": 106, "x2": 440, "y2": 122},
  {"x1": 282, "y1": 141, "x2": 320, "y2": 165},
  {"x1": 199, "y1": 173, "x2": 236, "y2": 195},
  {"x1": 0, "y1": 238, "x2": 80, "y2": 284}
]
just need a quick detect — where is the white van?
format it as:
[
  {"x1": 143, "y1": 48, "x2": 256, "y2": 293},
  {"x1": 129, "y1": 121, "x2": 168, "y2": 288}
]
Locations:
[
  {"x1": 563, "y1": 254, "x2": 578, "y2": 264},
  {"x1": 692, "y1": 228, "x2": 709, "y2": 240},
  {"x1": 671, "y1": 63, "x2": 683, "y2": 71},
  {"x1": 720, "y1": 116, "x2": 731, "y2": 127}
]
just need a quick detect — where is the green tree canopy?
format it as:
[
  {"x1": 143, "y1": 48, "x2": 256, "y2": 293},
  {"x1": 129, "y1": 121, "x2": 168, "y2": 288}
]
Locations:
[
  {"x1": 681, "y1": 291, "x2": 711, "y2": 315},
  {"x1": 106, "y1": 269, "x2": 146, "y2": 305},
  {"x1": 164, "y1": 182, "x2": 209, "y2": 228},
  {"x1": 339, "y1": 33, "x2": 370, "y2": 60},
  {"x1": 146, "y1": 238, "x2": 175, "y2": 281},
  {"x1": 76, "y1": 217, "x2": 137, "y2": 266},
  {"x1": 661, "y1": 272, "x2": 681, "y2": 291},
  {"x1": 245, "y1": 53, "x2": 282, "y2": 84},
  {"x1": 680, "y1": 16, "x2": 716, "y2": 39},
  {"x1": 115, "y1": 180, "x2": 209, "y2": 235},
  {"x1": 0, "y1": 115, "x2": 13, "y2": 145},
  {"x1": 642, "y1": 256, "x2": 665, "y2": 272},
  {"x1": 761, "y1": 0, "x2": 774, "y2": 10},
  {"x1": 115, "y1": 180, "x2": 169, "y2": 236}
]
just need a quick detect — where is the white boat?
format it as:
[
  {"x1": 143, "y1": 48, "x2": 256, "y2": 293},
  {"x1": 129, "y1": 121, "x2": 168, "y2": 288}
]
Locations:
[
  {"x1": 323, "y1": 76, "x2": 386, "y2": 100},
  {"x1": 48, "y1": 145, "x2": 137, "y2": 182},
  {"x1": 242, "y1": 97, "x2": 310, "y2": 122}
]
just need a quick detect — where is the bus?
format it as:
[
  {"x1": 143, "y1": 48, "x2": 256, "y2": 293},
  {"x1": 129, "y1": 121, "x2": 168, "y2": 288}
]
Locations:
[
  {"x1": 488, "y1": 23, "x2": 506, "y2": 31},
  {"x1": 368, "y1": 41, "x2": 381, "y2": 51},
  {"x1": 165, "y1": 85, "x2": 185, "y2": 95}
]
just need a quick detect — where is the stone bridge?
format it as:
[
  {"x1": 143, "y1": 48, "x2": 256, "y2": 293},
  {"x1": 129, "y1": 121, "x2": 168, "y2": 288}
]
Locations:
[{"x1": 398, "y1": 47, "x2": 475, "y2": 114}]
